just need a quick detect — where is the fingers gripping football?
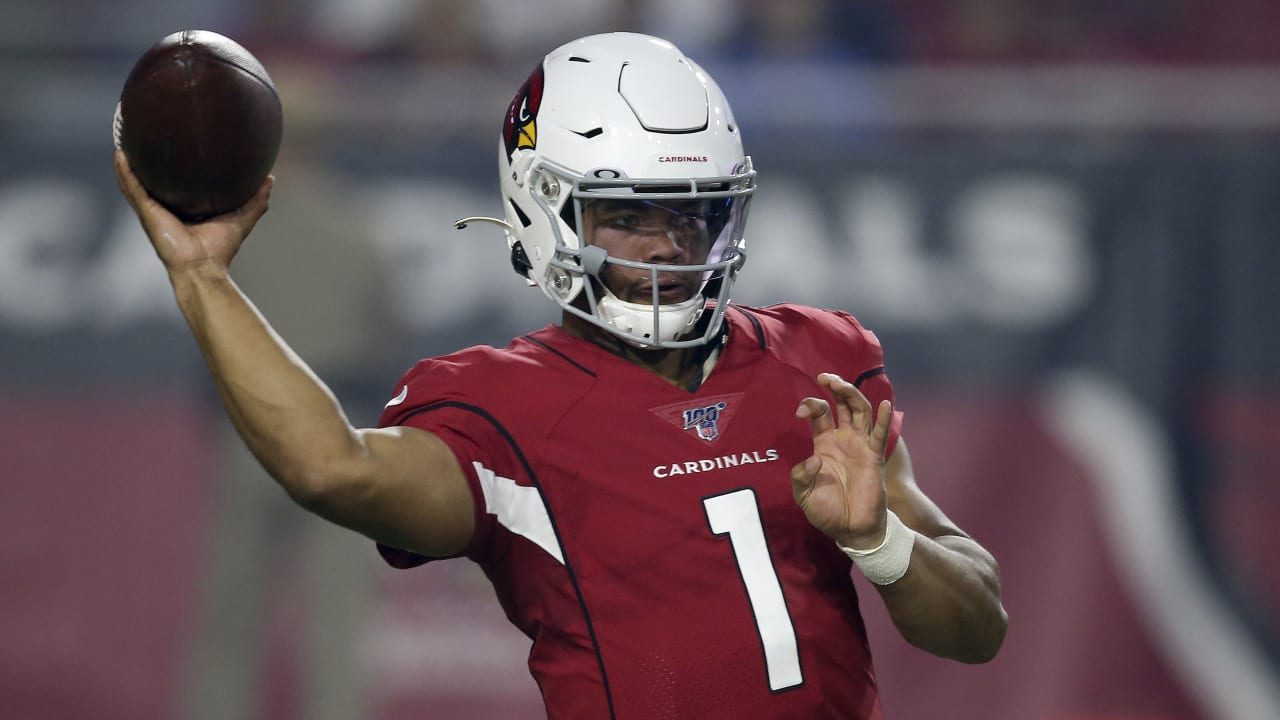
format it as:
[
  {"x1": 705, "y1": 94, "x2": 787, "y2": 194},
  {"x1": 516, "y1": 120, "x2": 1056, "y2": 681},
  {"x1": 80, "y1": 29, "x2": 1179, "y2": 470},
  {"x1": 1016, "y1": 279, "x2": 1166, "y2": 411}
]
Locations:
[
  {"x1": 115, "y1": 149, "x2": 272, "y2": 273},
  {"x1": 791, "y1": 373, "x2": 893, "y2": 549}
]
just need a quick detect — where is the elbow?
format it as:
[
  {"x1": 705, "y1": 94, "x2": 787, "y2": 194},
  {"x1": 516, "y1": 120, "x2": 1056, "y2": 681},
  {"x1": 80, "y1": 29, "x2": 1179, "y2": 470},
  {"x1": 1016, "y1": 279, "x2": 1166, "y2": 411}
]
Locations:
[
  {"x1": 955, "y1": 541, "x2": 1009, "y2": 663},
  {"x1": 903, "y1": 593, "x2": 1008, "y2": 664},
  {"x1": 954, "y1": 604, "x2": 1009, "y2": 665},
  {"x1": 277, "y1": 465, "x2": 335, "y2": 511},
  {"x1": 276, "y1": 460, "x2": 367, "y2": 516},
  {"x1": 267, "y1": 433, "x2": 375, "y2": 515}
]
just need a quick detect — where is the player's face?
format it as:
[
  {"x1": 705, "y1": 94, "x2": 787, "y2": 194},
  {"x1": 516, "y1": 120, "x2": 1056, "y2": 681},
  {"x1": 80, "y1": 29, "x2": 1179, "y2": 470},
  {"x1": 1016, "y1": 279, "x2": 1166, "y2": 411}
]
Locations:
[{"x1": 582, "y1": 198, "x2": 720, "y2": 304}]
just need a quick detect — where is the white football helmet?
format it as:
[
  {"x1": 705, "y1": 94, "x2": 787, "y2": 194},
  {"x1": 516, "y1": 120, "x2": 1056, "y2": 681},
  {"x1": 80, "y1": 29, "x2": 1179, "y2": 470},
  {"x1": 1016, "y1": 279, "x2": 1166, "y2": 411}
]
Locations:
[{"x1": 463, "y1": 32, "x2": 756, "y2": 348}]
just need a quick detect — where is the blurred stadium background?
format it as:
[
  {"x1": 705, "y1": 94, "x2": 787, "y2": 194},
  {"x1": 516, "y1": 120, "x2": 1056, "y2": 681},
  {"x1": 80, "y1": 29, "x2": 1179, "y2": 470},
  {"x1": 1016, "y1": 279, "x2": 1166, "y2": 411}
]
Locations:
[{"x1": 3, "y1": 1, "x2": 1279, "y2": 718}]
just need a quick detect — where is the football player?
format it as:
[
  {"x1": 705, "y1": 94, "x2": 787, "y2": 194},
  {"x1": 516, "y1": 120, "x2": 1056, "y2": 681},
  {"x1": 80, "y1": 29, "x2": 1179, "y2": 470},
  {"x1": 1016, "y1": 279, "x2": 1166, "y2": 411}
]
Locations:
[{"x1": 116, "y1": 32, "x2": 1006, "y2": 720}]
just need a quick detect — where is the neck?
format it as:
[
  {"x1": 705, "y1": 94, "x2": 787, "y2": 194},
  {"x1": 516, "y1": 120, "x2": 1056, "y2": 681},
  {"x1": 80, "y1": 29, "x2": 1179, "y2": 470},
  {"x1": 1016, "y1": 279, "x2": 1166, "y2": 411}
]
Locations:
[{"x1": 562, "y1": 312, "x2": 708, "y2": 389}]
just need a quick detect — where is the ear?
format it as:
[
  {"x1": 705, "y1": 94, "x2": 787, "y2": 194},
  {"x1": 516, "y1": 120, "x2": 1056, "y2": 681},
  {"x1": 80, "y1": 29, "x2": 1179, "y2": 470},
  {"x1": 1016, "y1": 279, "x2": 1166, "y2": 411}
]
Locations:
[{"x1": 510, "y1": 241, "x2": 533, "y2": 278}]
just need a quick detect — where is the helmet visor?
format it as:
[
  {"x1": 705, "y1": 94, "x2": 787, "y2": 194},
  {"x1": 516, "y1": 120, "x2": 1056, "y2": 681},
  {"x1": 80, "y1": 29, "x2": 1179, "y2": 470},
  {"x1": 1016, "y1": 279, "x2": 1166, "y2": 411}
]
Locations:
[
  {"x1": 580, "y1": 197, "x2": 740, "y2": 264},
  {"x1": 571, "y1": 167, "x2": 753, "y2": 268}
]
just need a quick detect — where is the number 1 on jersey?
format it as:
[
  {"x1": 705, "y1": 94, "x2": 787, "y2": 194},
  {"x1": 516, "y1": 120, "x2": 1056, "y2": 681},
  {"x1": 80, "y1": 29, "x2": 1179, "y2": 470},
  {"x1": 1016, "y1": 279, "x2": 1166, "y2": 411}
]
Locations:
[{"x1": 703, "y1": 488, "x2": 804, "y2": 691}]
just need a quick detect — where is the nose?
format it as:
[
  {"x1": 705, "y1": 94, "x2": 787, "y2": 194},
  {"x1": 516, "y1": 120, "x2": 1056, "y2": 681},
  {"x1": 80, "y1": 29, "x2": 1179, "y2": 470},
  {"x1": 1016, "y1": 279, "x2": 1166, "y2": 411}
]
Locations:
[{"x1": 643, "y1": 227, "x2": 689, "y2": 264}]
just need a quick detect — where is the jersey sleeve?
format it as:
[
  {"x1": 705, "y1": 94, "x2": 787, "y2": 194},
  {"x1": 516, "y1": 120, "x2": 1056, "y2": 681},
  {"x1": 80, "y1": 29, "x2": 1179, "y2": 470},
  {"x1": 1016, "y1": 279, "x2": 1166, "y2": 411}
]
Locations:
[
  {"x1": 372, "y1": 358, "x2": 513, "y2": 568},
  {"x1": 831, "y1": 312, "x2": 905, "y2": 458},
  {"x1": 756, "y1": 305, "x2": 904, "y2": 457}
]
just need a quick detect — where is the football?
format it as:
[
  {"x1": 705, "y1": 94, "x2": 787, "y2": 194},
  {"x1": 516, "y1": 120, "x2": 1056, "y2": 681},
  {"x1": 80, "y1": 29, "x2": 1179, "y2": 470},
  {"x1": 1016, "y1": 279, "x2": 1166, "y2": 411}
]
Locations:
[{"x1": 114, "y1": 30, "x2": 283, "y2": 221}]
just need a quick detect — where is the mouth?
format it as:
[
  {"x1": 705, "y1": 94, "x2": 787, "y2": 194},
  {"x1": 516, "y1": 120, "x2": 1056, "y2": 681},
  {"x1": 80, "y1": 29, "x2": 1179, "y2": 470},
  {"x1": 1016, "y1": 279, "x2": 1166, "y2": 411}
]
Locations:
[
  {"x1": 634, "y1": 280, "x2": 696, "y2": 304},
  {"x1": 600, "y1": 264, "x2": 701, "y2": 305}
]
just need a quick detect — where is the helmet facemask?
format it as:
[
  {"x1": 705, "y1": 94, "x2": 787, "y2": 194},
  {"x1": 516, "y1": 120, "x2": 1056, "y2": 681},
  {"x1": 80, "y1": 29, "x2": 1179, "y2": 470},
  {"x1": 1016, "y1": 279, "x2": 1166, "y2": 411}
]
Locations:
[{"x1": 530, "y1": 159, "x2": 754, "y2": 348}]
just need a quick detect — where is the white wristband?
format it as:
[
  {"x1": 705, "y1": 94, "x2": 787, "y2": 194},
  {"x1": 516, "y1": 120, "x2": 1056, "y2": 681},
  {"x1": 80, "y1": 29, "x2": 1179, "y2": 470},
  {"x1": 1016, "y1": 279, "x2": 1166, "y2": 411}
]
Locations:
[{"x1": 838, "y1": 509, "x2": 915, "y2": 585}]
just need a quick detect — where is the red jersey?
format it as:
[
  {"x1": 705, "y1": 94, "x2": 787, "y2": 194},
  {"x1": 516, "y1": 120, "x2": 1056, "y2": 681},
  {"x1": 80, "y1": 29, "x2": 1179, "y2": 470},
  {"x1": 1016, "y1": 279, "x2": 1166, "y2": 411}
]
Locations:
[{"x1": 377, "y1": 304, "x2": 903, "y2": 720}]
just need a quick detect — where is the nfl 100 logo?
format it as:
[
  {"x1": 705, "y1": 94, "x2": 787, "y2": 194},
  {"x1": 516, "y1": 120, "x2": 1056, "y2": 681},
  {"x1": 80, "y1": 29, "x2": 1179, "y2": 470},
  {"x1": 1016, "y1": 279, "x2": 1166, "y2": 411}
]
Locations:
[{"x1": 684, "y1": 401, "x2": 729, "y2": 442}]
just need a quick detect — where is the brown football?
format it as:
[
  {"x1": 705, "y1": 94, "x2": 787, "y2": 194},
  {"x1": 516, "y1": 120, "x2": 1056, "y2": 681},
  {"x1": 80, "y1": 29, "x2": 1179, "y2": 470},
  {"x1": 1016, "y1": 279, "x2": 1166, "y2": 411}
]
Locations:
[{"x1": 114, "y1": 30, "x2": 282, "y2": 221}]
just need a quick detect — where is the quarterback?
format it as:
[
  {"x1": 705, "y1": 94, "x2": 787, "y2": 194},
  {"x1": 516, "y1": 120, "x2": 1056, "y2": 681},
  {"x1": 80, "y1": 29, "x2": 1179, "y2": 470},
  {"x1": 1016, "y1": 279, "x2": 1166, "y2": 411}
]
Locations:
[{"x1": 116, "y1": 32, "x2": 1006, "y2": 720}]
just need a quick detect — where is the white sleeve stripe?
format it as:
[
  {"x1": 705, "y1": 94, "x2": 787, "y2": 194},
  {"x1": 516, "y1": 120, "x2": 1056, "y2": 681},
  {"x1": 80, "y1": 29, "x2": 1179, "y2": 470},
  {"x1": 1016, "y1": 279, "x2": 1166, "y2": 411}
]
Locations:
[{"x1": 473, "y1": 461, "x2": 565, "y2": 565}]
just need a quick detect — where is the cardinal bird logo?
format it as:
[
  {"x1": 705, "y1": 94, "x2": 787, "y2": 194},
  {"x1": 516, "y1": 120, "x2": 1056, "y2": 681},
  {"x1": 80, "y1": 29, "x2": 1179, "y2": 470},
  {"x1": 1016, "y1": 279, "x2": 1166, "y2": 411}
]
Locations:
[{"x1": 503, "y1": 64, "x2": 544, "y2": 161}]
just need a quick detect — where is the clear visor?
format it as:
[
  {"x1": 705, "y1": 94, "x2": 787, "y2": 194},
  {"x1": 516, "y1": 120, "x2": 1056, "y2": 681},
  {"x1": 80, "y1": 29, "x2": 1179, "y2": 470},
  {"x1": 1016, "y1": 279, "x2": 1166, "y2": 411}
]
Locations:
[
  {"x1": 580, "y1": 197, "x2": 741, "y2": 267},
  {"x1": 565, "y1": 165, "x2": 755, "y2": 284}
]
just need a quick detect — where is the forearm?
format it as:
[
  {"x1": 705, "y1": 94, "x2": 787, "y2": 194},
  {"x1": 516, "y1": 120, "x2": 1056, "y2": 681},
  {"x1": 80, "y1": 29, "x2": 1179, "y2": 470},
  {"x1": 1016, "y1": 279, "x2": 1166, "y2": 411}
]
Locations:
[
  {"x1": 874, "y1": 532, "x2": 1007, "y2": 663},
  {"x1": 170, "y1": 261, "x2": 363, "y2": 499}
]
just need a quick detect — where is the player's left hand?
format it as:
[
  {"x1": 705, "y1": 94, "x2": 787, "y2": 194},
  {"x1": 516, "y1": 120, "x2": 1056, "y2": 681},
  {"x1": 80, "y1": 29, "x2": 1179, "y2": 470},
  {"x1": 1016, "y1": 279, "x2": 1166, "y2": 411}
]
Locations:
[{"x1": 791, "y1": 372, "x2": 893, "y2": 550}]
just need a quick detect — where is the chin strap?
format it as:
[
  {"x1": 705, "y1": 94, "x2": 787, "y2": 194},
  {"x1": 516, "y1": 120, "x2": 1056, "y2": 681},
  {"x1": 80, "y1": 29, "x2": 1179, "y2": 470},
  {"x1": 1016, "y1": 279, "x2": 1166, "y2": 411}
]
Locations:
[{"x1": 596, "y1": 291, "x2": 705, "y2": 346}]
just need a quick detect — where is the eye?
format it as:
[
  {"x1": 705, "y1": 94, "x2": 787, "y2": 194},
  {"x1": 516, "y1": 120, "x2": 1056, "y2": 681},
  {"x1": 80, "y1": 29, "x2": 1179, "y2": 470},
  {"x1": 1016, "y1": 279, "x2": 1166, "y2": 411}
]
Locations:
[
  {"x1": 604, "y1": 213, "x2": 644, "y2": 230},
  {"x1": 673, "y1": 213, "x2": 704, "y2": 230}
]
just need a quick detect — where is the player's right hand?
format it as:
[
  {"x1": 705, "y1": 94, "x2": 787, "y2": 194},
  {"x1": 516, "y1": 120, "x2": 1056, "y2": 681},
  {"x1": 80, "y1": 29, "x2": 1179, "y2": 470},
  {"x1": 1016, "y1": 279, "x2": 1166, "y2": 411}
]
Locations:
[{"x1": 114, "y1": 149, "x2": 272, "y2": 274}]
